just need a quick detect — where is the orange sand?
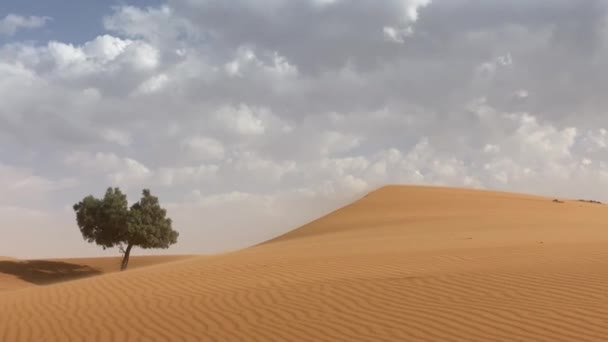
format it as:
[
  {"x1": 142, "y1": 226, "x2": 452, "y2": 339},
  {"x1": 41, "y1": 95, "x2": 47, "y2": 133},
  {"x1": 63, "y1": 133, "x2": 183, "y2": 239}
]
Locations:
[
  {"x1": 0, "y1": 255, "x2": 193, "y2": 291},
  {"x1": 2, "y1": 185, "x2": 608, "y2": 341}
]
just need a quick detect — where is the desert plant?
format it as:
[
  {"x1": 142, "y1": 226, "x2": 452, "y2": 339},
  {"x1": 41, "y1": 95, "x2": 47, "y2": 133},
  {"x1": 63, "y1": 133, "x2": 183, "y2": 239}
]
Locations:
[{"x1": 73, "y1": 187, "x2": 179, "y2": 271}]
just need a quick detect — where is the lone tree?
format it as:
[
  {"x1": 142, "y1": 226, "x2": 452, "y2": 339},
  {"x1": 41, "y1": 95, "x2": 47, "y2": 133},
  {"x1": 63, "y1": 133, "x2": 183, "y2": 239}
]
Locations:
[{"x1": 73, "y1": 187, "x2": 179, "y2": 271}]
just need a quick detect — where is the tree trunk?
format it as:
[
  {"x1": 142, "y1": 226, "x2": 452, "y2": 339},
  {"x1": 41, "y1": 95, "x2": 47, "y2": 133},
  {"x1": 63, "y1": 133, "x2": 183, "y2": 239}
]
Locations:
[{"x1": 120, "y1": 244, "x2": 133, "y2": 271}]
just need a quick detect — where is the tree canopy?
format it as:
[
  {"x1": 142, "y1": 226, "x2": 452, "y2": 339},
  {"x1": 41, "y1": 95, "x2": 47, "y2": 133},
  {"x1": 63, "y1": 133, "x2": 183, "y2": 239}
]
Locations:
[{"x1": 73, "y1": 187, "x2": 179, "y2": 270}]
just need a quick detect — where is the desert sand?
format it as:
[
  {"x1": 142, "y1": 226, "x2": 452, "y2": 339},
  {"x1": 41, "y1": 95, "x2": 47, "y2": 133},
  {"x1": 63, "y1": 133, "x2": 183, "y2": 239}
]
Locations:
[
  {"x1": 0, "y1": 255, "x2": 193, "y2": 291},
  {"x1": 2, "y1": 185, "x2": 608, "y2": 341}
]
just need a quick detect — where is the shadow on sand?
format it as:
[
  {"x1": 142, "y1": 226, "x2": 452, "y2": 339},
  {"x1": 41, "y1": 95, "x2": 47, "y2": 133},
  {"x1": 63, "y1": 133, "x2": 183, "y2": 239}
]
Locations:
[{"x1": 0, "y1": 260, "x2": 102, "y2": 286}]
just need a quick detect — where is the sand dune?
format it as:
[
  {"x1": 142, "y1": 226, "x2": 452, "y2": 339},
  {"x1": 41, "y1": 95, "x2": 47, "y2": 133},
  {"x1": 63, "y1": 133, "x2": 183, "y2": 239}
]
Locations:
[{"x1": 2, "y1": 185, "x2": 608, "y2": 341}]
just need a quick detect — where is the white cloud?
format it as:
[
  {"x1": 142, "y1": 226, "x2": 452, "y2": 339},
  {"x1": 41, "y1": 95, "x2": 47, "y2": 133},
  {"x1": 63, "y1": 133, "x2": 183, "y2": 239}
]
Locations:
[
  {"x1": 0, "y1": 163, "x2": 78, "y2": 208},
  {"x1": 383, "y1": 0, "x2": 432, "y2": 42},
  {"x1": 475, "y1": 53, "x2": 514, "y2": 81},
  {"x1": 65, "y1": 151, "x2": 121, "y2": 170},
  {"x1": 103, "y1": 5, "x2": 193, "y2": 45},
  {"x1": 82, "y1": 35, "x2": 133, "y2": 63},
  {"x1": 48, "y1": 41, "x2": 88, "y2": 69},
  {"x1": 6, "y1": 34, "x2": 157, "y2": 82},
  {"x1": 215, "y1": 104, "x2": 268, "y2": 136},
  {"x1": 583, "y1": 128, "x2": 608, "y2": 150},
  {"x1": 312, "y1": 0, "x2": 339, "y2": 8},
  {"x1": 401, "y1": 0, "x2": 432, "y2": 22},
  {"x1": 515, "y1": 89, "x2": 529, "y2": 99},
  {"x1": 135, "y1": 73, "x2": 169, "y2": 94},
  {"x1": 157, "y1": 165, "x2": 218, "y2": 186},
  {"x1": 122, "y1": 41, "x2": 160, "y2": 71},
  {"x1": 64, "y1": 152, "x2": 151, "y2": 187},
  {"x1": 483, "y1": 144, "x2": 500, "y2": 154},
  {"x1": 383, "y1": 26, "x2": 413, "y2": 43},
  {"x1": 320, "y1": 131, "x2": 363, "y2": 156},
  {"x1": 0, "y1": 14, "x2": 50, "y2": 36},
  {"x1": 224, "y1": 47, "x2": 257, "y2": 77},
  {"x1": 0, "y1": 164, "x2": 76, "y2": 194},
  {"x1": 224, "y1": 47, "x2": 298, "y2": 78},
  {"x1": 321, "y1": 156, "x2": 370, "y2": 176},
  {"x1": 101, "y1": 129, "x2": 132, "y2": 146},
  {"x1": 268, "y1": 52, "x2": 298, "y2": 77},
  {"x1": 231, "y1": 152, "x2": 297, "y2": 183},
  {"x1": 110, "y1": 158, "x2": 151, "y2": 185},
  {"x1": 512, "y1": 113, "x2": 577, "y2": 161},
  {"x1": 181, "y1": 136, "x2": 225, "y2": 160}
]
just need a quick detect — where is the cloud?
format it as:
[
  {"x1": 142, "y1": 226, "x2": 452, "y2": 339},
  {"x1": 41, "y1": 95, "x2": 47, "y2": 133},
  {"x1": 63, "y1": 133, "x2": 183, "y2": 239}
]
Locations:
[
  {"x1": 0, "y1": 14, "x2": 51, "y2": 36},
  {"x1": 4, "y1": 0, "x2": 608, "y2": 258},
  {"x1": 384, "y1": 0, "x2": 432, "y2": 42},
  {"x1": 134, "y1": 73, "x2": 169, "y2": 94},
  {"x1": 0, "y1": 163, "x2": 78, "y2": 208},
  {"x1": 64, "y1": 152, "x2": 151, "y2": 188},
  {"x1": 312, "y1": 0, "x2": 340, "y2": 8},
  {"x1": 214, "y1": 104, "x2": 268, "y2": 136},
  {"x1": 383, "y1": 26, "x2": 413, "y2": 43},
  {"x1": 223, "y1": 47, "x2": 298, "y2": 79},
  {"x1": 101, "y1": 129, "x2": 132, "y2": 146},
  {"x1": 401, "y1": 0, "x2": 432, "y2": 22},
  {"x1": 157, "y1": 164, "x2": 218, "y2": 186},
  {"x1": 181, "y1": 136, "x2": 225, "y2": 160}
]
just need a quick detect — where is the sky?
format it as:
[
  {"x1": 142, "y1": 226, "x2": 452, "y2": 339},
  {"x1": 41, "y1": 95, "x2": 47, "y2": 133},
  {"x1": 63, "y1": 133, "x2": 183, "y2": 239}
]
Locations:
[{"x1": 2, "y1": 0, "x2": 608, "y2": 258}]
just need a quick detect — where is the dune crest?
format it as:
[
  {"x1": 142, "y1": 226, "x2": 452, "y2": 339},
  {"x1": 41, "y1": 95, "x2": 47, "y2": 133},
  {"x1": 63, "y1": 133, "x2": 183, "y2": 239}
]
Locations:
[{"x1": 2, "y1": 185, "x2": 608, "y2": 341}]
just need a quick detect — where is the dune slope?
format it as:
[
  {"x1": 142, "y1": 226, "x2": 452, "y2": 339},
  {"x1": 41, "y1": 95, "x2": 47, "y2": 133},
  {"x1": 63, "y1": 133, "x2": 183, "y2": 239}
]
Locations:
[{"x1": 2, "y1": 185, "x2": 608, "y2": 341}]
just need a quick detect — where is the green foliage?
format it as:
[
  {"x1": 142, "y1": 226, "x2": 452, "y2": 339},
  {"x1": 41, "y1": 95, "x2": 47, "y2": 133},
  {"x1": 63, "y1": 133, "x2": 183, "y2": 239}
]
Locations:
[
  {"x1": 73, "y1": 187, "x2": 129, "y2": 249},
  {"x1": 73, "y1": 187, "x2": 179, "y2": 269},
  {"x1": 127, "y1": 190, "x2": 178, "y2": 249}
]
